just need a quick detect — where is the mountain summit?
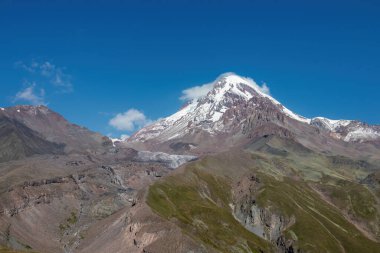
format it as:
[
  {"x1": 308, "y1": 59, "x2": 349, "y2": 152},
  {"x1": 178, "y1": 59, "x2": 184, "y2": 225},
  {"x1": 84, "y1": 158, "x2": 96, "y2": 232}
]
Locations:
[
  {"x1": 128, "y1": 73, "x2": 380, "y2": 153},
  {"x1": 128, "y1": 73, "x2": 307, "y2": 141}
]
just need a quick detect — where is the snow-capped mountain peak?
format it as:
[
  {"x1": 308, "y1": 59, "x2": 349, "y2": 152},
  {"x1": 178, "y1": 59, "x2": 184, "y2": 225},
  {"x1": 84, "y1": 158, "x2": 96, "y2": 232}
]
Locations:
[
  {"x1": 127, "y1": 73, "x2": 379, "y2": 146},
  {"x1": 128, "y1": 73, "x2": 309, "y2": 143}
]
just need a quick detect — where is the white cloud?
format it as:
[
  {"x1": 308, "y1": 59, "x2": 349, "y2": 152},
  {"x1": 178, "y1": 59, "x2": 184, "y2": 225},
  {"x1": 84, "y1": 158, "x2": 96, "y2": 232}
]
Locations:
[
  {"x1": 109, "y1": 109, "x2": 152, "y2": 131},
  {"x1": 242, "y1": 77, "x2": 271, "y2": 96},
  {"x1": 14, "y1": 82, "x2": 46, "y2": 105},
  {"x1": 259, "y1": 83, "x2": 270, "y2": 95},
  {"x1": 16, "y1": 60, "x2": 73, "y2": 92},
  {"x1": 180, "y1": 82, "x2": 214, "y2": 101},
  {"x1": 180, "y1": 72, "x2": 270, "y2": 101}
]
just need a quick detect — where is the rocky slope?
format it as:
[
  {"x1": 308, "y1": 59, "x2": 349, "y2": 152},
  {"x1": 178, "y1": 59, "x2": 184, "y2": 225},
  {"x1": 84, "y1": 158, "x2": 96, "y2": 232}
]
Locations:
[
  {"x1": 0, "y1": 106, "x2": 112, "y2": 158},
  {"x1": 0, "y1": 106, "x2": 200, "y2": 253},
  {"x1": 0, "y1": 115, "x2": 65, "y2": 162}
]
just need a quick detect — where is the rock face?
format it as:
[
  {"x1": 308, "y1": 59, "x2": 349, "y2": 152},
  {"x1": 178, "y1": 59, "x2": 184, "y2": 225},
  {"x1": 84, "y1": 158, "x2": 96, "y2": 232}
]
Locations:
[
  {"x1": 127, "y1": 73, "x2": 380, "y2": 153},
  {"x1": 232, "y1": 173, "x2": 295, "y2": 252}
]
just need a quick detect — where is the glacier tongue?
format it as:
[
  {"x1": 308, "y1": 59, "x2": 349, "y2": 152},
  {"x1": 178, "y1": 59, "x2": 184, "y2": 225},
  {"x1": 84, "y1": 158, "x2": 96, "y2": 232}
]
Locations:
[{"x1": 136, "y1": 151, "x2": 197, "y2": 169}]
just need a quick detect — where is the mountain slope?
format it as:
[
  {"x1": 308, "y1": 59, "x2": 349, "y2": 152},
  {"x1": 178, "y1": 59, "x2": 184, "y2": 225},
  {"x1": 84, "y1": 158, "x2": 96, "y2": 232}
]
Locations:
[
  {"x1": 128, "y1": 74, "x2": 308, "y2": 143},
  {"x1": 127, "y1": 73, "x2": 380, "y2": 156},
  {"x1": 0, "y1": 105, "x2": 112, "y2": 159},
  {"x1": 147, "y1": 148, "x2": 380, "y2": 252},
  {"x1": 0, "y1": 115, "x2": 64, "y2": 162}
]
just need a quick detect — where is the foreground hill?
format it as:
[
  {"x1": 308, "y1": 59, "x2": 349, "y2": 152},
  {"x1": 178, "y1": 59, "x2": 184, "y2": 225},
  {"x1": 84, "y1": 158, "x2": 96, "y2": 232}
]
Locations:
[{"x1": 147, "y1": 137, "x2": 380, "y2": 252}]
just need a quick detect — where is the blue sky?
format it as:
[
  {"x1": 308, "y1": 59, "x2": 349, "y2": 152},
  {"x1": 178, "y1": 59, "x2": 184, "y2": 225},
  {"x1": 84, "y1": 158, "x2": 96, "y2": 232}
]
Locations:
[{"x1": 0, "y1": 0, "x2": 379, "y2": 137}]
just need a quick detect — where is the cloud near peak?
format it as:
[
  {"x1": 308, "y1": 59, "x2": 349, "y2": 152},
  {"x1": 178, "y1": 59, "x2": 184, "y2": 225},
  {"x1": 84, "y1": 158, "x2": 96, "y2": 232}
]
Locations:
[
  {"x1": 109, "y1": 109, "x2": 152, "y2": 132},
  {"x1": 180, "y1": 72, "x2": 270, "y2": 101},
  {"x1": 180, "y1": 82, "x2": 214, "y2": 101}
]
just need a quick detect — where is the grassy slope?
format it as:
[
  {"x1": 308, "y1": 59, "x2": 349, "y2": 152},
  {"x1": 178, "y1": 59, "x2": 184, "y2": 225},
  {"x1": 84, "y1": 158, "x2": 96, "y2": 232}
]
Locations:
[
  {"x1": 256, "y1": 174, "x2": 380, "y2": 252},
  {"x1": 148, "y1": 166, "x2": 274, "y2": 253},
  {"x1": 147, "y1": 147, "x2": 380, "y2": 253}
]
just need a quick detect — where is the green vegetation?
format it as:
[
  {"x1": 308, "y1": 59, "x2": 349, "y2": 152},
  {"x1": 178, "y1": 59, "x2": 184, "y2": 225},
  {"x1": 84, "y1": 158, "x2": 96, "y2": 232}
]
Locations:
[
  {"x1": 316, "y1": 175, "x2": 380, "y2": 238},
  {"x1": 147, "y1": 148, "x2": 380, "y2": 253},
  {"x1": 320, "y1": 176, "x2": 378, "y2": 220},
  {"x1": 256, "y1": 174, "x2": 380, "y2": 252},
  {"x1": 247, "y1": 136, "x2": 377, "y2": 182},
  {"x1": 148, "y1": 165, "x2": 273, "y2": 252}
]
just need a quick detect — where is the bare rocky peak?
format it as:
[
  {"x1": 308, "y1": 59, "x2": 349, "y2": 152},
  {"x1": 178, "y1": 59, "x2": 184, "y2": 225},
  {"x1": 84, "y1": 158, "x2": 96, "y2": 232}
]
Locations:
[{"x1": 0, "y1": 105, "x2": 112, "y2": 155}]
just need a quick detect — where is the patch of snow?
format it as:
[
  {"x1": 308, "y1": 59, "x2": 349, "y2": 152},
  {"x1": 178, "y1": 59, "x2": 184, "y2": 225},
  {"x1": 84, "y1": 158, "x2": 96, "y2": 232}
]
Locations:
[
  {"x1": 311, "y1": 117, "x2": 380, "y2": 142},
  {"x1": 281, "y1": 107, "x2": 311, "y2": 123},
  {"x1": 215, "y1": 74, "x2": 310, "y2": 123},
  {"x1": 224, "y1": 74, "x2": 310, "y2": 123},
  {"x1": 344, "y1": 128, "x2": 380, "y2": 142},
  {"x1": 312, "y1": 117, "x2": 352, "y2": 131}
]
